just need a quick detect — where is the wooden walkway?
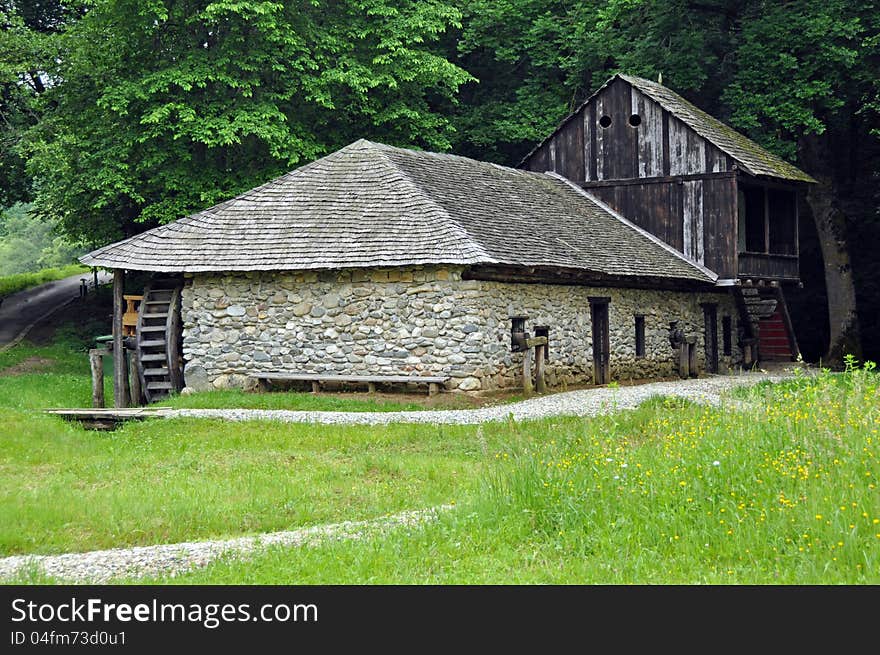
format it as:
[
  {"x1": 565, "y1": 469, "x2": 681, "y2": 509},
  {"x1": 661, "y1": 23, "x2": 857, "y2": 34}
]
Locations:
[{"x1": 46, "y1": 407, "x2": 175, "y2": 430}]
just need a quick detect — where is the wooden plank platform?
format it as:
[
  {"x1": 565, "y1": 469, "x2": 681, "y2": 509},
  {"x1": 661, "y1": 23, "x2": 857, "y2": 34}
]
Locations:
[
  {"x1": 46, "y1": 407, "x2": 174, "y2": 431},
  {"x1": 251, "y1": 372, "x2": 450, "y2": 396}
]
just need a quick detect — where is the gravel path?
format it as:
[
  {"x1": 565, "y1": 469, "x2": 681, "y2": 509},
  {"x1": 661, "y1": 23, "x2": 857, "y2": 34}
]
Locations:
[
  {"x1": 0, "y1": 507, "x2": 449, "y2": 584},
  {"x1": 174, "y1": 368, "x2": 801, "y2": 426}
]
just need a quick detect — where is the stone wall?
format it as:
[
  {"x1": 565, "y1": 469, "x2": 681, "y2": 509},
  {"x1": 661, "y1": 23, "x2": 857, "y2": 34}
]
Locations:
[{"x1": 180, "y1": 266, "x2": 741, "y2": 392}]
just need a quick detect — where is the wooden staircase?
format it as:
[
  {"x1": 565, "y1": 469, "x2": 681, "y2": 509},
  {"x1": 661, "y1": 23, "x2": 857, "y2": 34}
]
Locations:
[
  {"x1": 758, "y1": 308, "x2": 794, "y2": 360},
  {"x1": 733, "y1": 285, "x2": 799, "y2": 363},
  {"x1": 135, "y1": 280, "x2": 183, "y2": 403}
]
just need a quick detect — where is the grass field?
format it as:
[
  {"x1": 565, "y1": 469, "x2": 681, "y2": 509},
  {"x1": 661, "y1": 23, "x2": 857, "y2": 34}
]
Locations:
[
  {"x1": 0, "y1": 334, "x2": 522, "y2": 555},
  {"x1": 1, "y1": 324, "x2": 878, "y2": 583},
  {"x1": 142, "y1": 365, "x2": 878, "y2": 584},
  {"x1": 0, "y1": 264, "x2": 89, "y2": 298}
]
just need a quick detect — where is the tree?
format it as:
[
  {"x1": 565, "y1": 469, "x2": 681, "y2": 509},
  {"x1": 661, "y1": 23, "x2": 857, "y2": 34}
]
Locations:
[
  {"x1": 23, "y1": 0, "x2": 473, "y2": 244},
  {"x1": 448, "y1": 0, "x2": 880, "y2": 363},
  {"x1": 0, "y1": 1, "x2": 78, "y2": 206}
]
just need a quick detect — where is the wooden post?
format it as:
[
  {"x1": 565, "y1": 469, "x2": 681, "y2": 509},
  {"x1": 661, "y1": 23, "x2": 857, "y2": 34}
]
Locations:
[
  {"x1": 428, "y1": 382, "x2": 440, "y2": 397},
  {"x1": 367, "y1": 382, "x2": 376, "y2": 394},
  {"x1": 127, "y1": 349, "x2": 142, "y2": 406},
  {"x1": 522, "y1": 347, "x2": 533, "y2": 395},
  {"x1": 93, "y1": 268, "x2": 99, "y2": 291},
  {"x1": 535, "y1": 344, "x2": 547, "y2": 393},
  {"x1": 688, "y1": 340, "x2": 699, "y2": 378},
  {"x1": 678, "y1": 346, "x2": 689, "y2": 379},
  {"x1": 311, "y1": 381, "x2": 320, "y2": 393},
  {"x1": 113, "y1": 269, "x2": 128, "y2": 408},
  {"x1": 89, "y1": 349, "x2": 105, "y2": 408}
]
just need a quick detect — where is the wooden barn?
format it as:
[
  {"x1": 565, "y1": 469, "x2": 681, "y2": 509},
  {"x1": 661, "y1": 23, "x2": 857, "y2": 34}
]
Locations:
[
  {"x1": 81, "y1": 75, "x2": 814, "y2": 406},
  {"x1": 521, "y1": 74, "x2": 815, "y2": 361}
]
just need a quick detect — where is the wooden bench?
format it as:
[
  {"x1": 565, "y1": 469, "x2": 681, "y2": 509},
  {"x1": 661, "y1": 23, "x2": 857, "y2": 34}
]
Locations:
[{"x1": 251, "y1": 373, "x2": 449, "y2": 396}]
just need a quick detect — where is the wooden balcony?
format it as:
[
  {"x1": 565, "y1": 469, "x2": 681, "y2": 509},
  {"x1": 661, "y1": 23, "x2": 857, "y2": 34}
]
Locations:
[{"x1": 738, "y1": 252, "x2": 799, "y2": 281}]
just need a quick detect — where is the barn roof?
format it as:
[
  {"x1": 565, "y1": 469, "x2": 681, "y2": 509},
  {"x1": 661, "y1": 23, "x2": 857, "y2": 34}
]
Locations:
[
  {"x1": 81, "y1": 140, "x2": 715, "y2": 284},
  {"x1": 521, "y1": 73, "x2": 816, "y2": 183}
]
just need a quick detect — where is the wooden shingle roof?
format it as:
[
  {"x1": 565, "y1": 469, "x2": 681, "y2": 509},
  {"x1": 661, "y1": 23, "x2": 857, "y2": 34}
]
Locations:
[{"x1": 81, "y1": 140, "x2": 716, "y2": 284}]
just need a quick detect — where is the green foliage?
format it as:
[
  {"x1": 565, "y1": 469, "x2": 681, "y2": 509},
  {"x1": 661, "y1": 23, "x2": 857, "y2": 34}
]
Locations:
[
  {"x1": 0, "y1": 263, "x2": 87, "y2": 297},
  {"x1": 0, "y1": 203, "x2": 84, "y2": 275},
  {"x1": 450, "y1": 0, "x2": 880, "y2": 165},
  {"x1": 21, "y1": 0, "x2": 473, "y2": 242}
]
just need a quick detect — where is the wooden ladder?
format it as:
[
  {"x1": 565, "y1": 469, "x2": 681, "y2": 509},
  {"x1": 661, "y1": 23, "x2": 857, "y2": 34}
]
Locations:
[{"x1": 135, "y1": 280, "x2": 183, "y2": 403}]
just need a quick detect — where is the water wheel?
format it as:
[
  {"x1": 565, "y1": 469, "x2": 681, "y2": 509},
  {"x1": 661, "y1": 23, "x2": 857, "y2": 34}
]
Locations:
[{"x1": 135, "y1": 279, "x2": 183, "y2": 403}]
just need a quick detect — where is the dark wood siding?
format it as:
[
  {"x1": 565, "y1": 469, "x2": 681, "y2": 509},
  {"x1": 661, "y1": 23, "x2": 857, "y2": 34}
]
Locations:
[
  {"x1": 519, "y1": 77, "x2": 793, "y2": 282},
  {"x1": 523, "y1": 77, "x2": 724, "y2": 182}
]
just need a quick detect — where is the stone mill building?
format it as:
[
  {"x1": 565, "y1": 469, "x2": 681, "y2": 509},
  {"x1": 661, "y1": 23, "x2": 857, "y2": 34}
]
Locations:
[{"x1": 81, "y1": 74, "x2": 814, "y2": 400}]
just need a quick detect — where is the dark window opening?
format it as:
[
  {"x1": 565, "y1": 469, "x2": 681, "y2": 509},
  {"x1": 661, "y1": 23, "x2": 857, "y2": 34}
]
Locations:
[
  {"x1": 739, "y1": 184, "x2": 798, "y2": 256},
  {"x1": 635, "y1": 315, "x2": 646, "y2": 358},
  {"x1": 768, "y1": 189, "x2": 797, "y2": 255},
  {"x1": 742, "y1": 185, "x2": 765, "y2": 252},
  {"x1": 722, "y1": 315, "x2": 732, "y2": 356},
  {"x1": 599, "y1": 115, "x2": 612, "y2": 128},
  {"x1": 628, "y1": 114, "x2": 641, "y2": 127}
]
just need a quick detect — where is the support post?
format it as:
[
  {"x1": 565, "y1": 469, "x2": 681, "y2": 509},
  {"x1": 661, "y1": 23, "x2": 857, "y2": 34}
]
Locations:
[
  {"x1": 89, "y1": 349, "x2": 105, "y2": 408},
  {"x1": 678, "y1": 346, "x2": 689, "y2": 379},
  {"x1": 127, "y1": 349, "x2": 142, "y2": 406},
  {"x1": 112, "y1": 269, "x2": 128, "y2": 408},
  {"x1": 535, "y1": 344, "x2": 547, "y2": 393},
  {"x1": 93, "y1": 268, "x2": 99, "y2": 291},
  {"x1": 367, "y1": 382, "x2": 377, "y2": 394},
  {"x1": 311, "y1": 381, "x2": 320, "y2": 393},
  {"x1": 522, "y1": 347, "x2": 533, "y2": 395},
  {"x1": 687, "y1": 339, "x2": 699, "y2": 378},
  {"x1": 428, "y1": 382, "x2": 440, "y2": 397}
]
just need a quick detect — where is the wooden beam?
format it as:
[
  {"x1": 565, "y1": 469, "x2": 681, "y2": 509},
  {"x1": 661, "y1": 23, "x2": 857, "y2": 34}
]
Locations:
[
  {"x1": 580, "y1": 170, "x2": 735, "y2": 189},
  {"x1": 522, "y1": 347, "x2": 533, "y2": 395},
  {"x1": 89, "y1": 349, "x2": 105, "y2": 408},
  {"x1": 535, "y1": 344, "x2": 547, "y2": 394},
  {"x1": 127, "y1": 349, "x2": 142, "y2": 406},
  {"x1": 112, "y1": 269, "x2": 128, "y2": 408}
]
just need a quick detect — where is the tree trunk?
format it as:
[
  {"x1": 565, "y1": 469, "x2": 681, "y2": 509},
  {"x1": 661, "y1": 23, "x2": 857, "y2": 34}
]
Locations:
[{"x1": 799, "y1": 133, "x2": 862, "y2": 365}]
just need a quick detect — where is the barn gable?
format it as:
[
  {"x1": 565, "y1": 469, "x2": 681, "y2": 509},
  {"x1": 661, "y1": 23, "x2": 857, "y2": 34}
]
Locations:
[{"x1": 520, "y1": 74, "x2": 815, "y2": 184}]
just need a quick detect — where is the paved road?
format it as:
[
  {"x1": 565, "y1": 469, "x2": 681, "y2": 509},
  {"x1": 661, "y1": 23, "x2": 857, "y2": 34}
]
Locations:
[{"x1": 0, "y1": 271, "x2": 112, "y2": 347}]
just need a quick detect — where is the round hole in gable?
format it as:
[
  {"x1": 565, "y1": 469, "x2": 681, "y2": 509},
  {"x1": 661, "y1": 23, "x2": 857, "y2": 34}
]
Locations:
[
  {"x1": 628, "y1": 114, "x2": 642, "y2": 127},
  {"x1": 599, "y1": 115, "x2": 612, "y2": 128}
]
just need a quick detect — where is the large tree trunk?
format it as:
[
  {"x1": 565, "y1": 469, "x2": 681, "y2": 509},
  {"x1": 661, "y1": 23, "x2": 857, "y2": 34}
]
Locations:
[{"x1": 799, "y1": 133, "x2": 862, "y2": 365}]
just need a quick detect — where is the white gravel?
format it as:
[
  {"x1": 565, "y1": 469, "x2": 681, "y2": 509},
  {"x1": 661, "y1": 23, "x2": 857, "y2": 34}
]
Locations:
[
  {"x1": 173, "y1": 368, "x2": 802, "y2": 426},
  {"x1": 0, "y1": 507, "x2": 449, "y2": 584}
]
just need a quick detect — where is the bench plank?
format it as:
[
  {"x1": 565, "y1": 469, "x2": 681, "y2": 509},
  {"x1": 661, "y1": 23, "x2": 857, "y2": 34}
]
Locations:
[{"x1": 251, "y1": 373, "x2": 449, "y2": 384}]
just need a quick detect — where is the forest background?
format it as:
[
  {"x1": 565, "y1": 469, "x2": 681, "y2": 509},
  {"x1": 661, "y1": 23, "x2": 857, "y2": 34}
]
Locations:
[{"x1": 1, "y1": 0, "x2": 877, "y2": 362}]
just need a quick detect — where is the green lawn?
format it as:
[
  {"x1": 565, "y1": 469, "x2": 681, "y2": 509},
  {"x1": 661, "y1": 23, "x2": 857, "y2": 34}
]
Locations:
[
  {"x1": 2, "y1": 334, "x2": 878, "y2": 583},
  {"x1": 141, "y1": 366, "x2": 878, "y2": 585},
  {"x1": 0, "y1": 264, "x2": 89, "y2": 298}
]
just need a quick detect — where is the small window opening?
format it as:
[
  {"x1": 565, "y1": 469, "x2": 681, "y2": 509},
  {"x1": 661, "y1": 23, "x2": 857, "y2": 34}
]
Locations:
[
  {"x1": 635, "y1": 315, "x2": 646, "y2": 358},
  {"x1": 628, "y1": 114, "x2": 641, "y2": 127},
  {"x1": 722, "y1": 316, "x2": 732, "y2": 356},
  {"x1": 599, "y1": 115, "x2": 612, "y2": 128},
  {"x1": 742, "y1": 185, "x2": 766, "y2": 252}
]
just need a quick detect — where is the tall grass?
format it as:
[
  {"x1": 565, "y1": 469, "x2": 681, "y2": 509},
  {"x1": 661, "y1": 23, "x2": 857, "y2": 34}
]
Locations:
[
  {"x1": 148, "y1": 364, "x2": 878, "y2": 584},
  {"x1": 0, "y1": 264, "x2": 89, "y2": 297}
]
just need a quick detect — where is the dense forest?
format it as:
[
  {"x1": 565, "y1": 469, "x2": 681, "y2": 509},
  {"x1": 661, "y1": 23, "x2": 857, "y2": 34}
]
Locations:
[{"x1": 1, "y1": 0, "x2": 877, "y2": 361}]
